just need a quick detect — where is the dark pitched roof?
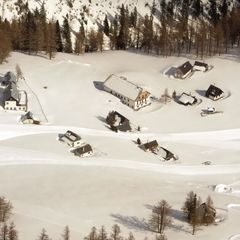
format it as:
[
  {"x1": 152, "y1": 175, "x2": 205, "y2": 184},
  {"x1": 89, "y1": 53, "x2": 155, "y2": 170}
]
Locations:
[
  {"x1": 194, "y1": 61, "x2": 208, "y2": 68},
  {"x1": 74, "y1": 144, "x2": 93, "y2": 155},
  {"x1": 206, "y1": 84, "x2": 224, "y2": 97},
  {"x1": 21, "y1": 111, "x2": 33, "y2": 121},
  {"x1": 64, "y1": 130, "x2": 81, "y2": 142},
  {"x1": 160, "y1": 147, "x2": 175, "y2": 160},
  {"x1": 4, "y1": 82, "x2": 20, "y2": 102},
  {"x1": 178, "y1": 61, "x2": 193, "y2": 75},
  {"x1": 142, "y1": 140, "x2": 158, "y2": 150},
  {"x1": 5, "y1": 72, "x2": 17, "y2": 83}
]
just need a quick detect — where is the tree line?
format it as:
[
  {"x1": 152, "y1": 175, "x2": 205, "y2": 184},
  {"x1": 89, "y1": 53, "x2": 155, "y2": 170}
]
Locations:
[
  {"x1": 1, "y1": 0, "x2": 240, "y2": 64},
  {"x1": 0, "y1": 191, "x2": 217, "y2": 240}
]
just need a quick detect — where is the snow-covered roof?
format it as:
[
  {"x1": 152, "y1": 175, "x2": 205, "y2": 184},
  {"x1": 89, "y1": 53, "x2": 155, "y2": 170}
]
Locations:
[
  {"x1": 179, "y1": 93, "x2": 196, "y2": 105},
  {"x1": 104, "y1": 74, "x2": 145, "y2": 101}
]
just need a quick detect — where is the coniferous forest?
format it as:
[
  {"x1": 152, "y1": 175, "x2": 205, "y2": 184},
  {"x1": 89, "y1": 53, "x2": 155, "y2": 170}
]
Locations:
[{"x1": 0, "y1": 0, "x2": 240, "y2": 63}]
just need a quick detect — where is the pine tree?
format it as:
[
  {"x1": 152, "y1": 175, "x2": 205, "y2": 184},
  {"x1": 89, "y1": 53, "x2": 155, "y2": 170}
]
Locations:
[
  {"x1": 0, "y1": 224, "x2": 8, "y2": 240},
  {"x1": 62, "y1": 226, "x2": 70, "y2": 240},
  {"x1": 208, "y1": 0, "x2": 219, "y2": 26},
  {"x1": 88, "y1": 29, "x2": 98, "y2": 52},
  {"x1": 55, "y1": 20, "x2": 63, "y2": 52},
  {"x1": 37, "y1": 228, "x2": 51, "y2": 240},
  {"x1": 8, "y1": 222, "x2": 18, "y2": 240},
  {"x1": 191, "y1": 0, "x2": 202, "y2": 19},
  {"x1": 74, "y1": 23, "x2": 85, "y2": 54},
  {"x1": 97, "y1": 28, "x2": 104, "y2": 52},
  {"x1": 110, "y1": 225, "x2": 122, "y2": 240},
  {"x1": 62, "y1": 17, "x2": 72, "y2": 53},
  {"x1": 127, "y1": 232, "x2": 135, "y2": 240},
  {"x1": 149, "y1": 200, "x2": 172, "y2": 234},
  {"x1": 0, "y1": 196, "x2": 13, "y2": 222},
  {"x1": 0, "y1": 29, "x2": 11, "y2": 64},
  {"x1": 85, "y1": 227, "x2": 98, "y2": 240},
  {"x1": 103, "y1": 15, "x2": 109, "y2": 36},
  {"x1": 45, "y1": 20, "x2": 56, "y2": 59},
  {"x1": 98, "y1": 226, "x2": 107, "y2": 240}
]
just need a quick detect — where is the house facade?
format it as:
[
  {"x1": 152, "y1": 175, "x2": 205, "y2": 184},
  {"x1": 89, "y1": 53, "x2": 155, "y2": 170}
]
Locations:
[
  {"x1": 193, "y1": 61, "x2": 209, "y2": 72},
  {"x1": 4, "y1": 85, "x2": 27, "y2": 111},
  {"x1": 206, "y1": 85, "x2": 224, "y2": 101},
  {"x1": 103, "y1": 74, "x2": 151, "y2": 110}
]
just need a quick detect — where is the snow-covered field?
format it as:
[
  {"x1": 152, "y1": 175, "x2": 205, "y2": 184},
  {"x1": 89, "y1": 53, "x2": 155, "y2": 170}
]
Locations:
[{"x1": 0, "y1": 51, "x2": 240, "y2": 240}]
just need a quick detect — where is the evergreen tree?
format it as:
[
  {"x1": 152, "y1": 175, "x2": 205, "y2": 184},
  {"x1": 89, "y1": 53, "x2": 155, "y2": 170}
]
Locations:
[
  {"x1": 74, "y1": 23, "x2": 85, "y2": 54},
  {"x1": 62, "y1": 226, "x2": 70, "y2": 240},
  {"x1": 37, "y1": 228, "x2": 51, "y2": 240},
  {"x1": 98, "y1": 226, "x2": 107, "y2": 240},
  {"x1": 110, "y1": 225, "x2": 122, "y2": 240},
  {"x1": 88, "y1": 29, "x2": 98, "y2": 52},
  {"x1": 0, "y1": 224, "x2": 8, "y2": 240},
  {"x1": 62, "y1": 17, "x2": 72, "y2": 53},
  {"x1": 191, "y1": 0, "x2": 202, "y2": 18},
  {"x1": 208, "y1": 0, "x2": 220, "y2": 26},
  {"x1": 45, "y1": 20, "x2": 56, "y2": 59},
  {"x1": 8, "y1": 222, "x2": 18, "y2": 240},
  {"x1": 103, "y1": 15, "x2": 110, "y2": 36},
  {"x1": 55, "y1": 20, "x2": 63, "y2": 52},
  {"x1": 149, "y1": 200, "x2": 172, "y2": 234},
  {"x1": 0, "y1": 29, "x2": 11, "y2": 64}
]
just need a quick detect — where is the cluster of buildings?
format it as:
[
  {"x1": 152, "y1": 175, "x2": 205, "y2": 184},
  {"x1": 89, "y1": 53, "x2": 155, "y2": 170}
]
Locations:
[{"x1": 58, "y1": 130, "x2": 93, "y2": 157}]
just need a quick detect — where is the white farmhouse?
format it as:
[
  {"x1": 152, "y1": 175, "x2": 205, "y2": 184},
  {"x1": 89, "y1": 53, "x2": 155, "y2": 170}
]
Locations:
[
  {"x1": 4, "y1": 83, "x2": 27, "y2": 111},
  {"x1": 103, "y1": 74, "x2": 151, "y2": 110}
]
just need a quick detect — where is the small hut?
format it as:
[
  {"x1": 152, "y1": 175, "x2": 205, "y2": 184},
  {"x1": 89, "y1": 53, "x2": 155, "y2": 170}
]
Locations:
[
  {"x1": 21, "y1": 111, "x2": 40, "y2": 124},
  {"x1": 73, "y1": 144, "x2": 93, "y2": 157},
  {"x1": 206, "y1": 85, "x2": 224, "y2": 101}
]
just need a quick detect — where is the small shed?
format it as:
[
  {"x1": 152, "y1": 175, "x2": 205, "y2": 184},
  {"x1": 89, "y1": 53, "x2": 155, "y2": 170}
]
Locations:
[
  {"x1": 194, "y1": 61, "x2": 209, "y2": 72},
  {"x1": 178, "y1": 92, "x2": 197, "y2": 105},
  {"x1": 59, "y1": 130, "x2": 83, "y2": 148},
  {"x1": 21, "y1": 111, "x2": 40, "y2": 124},
  {"x1": 73, "y1": 144, "x2": 93, "y2": 157},
  {"x1": 141, "y1": 140, "x2": 159, "y2": 153},
  {"x1": 175, "y1": 61, "x2": 193, "y2": 79},
  {"x1": 206, "y1": 85, "x2": 224, "y2": 101}
]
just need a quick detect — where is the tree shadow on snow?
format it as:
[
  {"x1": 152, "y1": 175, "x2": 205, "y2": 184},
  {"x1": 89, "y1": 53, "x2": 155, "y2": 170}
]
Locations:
[
  {"x1": 171, "y1": 209, "x2": 185, "y2": 222},
  {"x1": 110, "y1": 214, "x2": 150, "y2": 232},
  {"x1": 97, "y1": 115, "x2": 106, "y2": 123},
  {"x1": 93, "y1": 81, "x2": 104, "y2": 91}
]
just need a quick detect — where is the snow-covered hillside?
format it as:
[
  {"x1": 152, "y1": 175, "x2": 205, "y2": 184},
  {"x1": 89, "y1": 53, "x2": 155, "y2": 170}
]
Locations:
[
  {"x1": 0, "y1": 50, "x2": 240, "y2": 240},
  {"x1": 1, "y1": 0, "x2": 155, "y2": 31}
]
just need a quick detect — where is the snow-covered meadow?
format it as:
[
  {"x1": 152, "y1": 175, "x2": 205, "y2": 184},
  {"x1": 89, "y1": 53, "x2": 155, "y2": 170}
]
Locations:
[{"x1": 0, "y1": 50, "x2": 240, "y2": 240}]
